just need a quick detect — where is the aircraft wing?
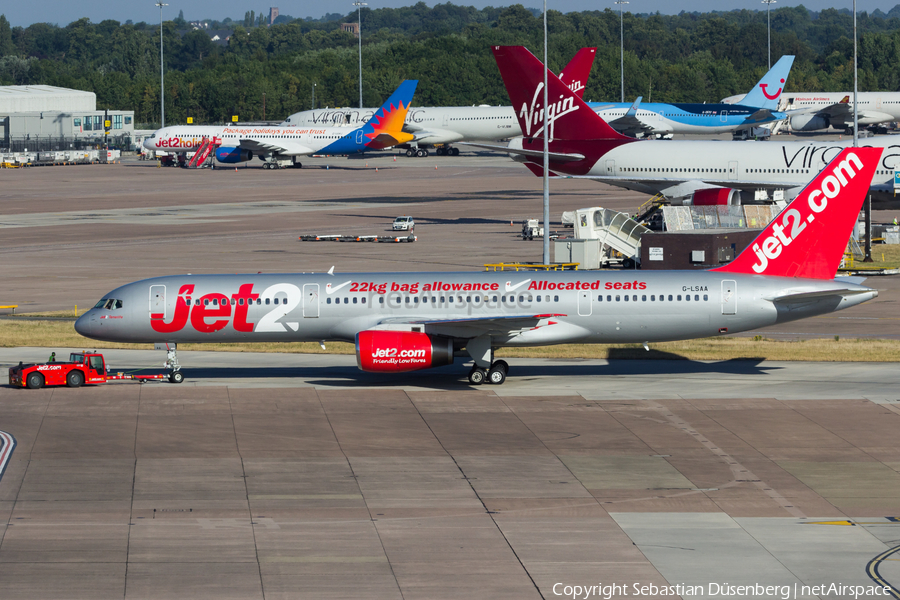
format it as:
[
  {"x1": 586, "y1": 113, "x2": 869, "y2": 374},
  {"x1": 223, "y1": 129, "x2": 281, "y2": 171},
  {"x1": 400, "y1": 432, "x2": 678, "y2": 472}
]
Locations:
[
  {"x1": 604, "y1": 96, "x2": 656, "y2": 137},
  {"x1": 238, "y1": 138, "x2": 314, "y2": 156},
  {"x1": 377, "y1": 313, "x2": 567, "y2": 337},
  {"x1": 461, "y1": 142, "x2": 585, "y2": 162}
]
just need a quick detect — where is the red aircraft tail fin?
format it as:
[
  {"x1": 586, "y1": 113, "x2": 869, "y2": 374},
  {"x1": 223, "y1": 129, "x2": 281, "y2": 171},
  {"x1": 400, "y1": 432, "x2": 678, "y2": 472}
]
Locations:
[
  {"x1": 712, "y1": 147, "x2": 881, "y2": 279},
  {"x1": 558, "y1": 47, "x2": 596, "y2": 100},
  {"x1": 491, "y1": 45, "x2": 631, "y2": 142}
]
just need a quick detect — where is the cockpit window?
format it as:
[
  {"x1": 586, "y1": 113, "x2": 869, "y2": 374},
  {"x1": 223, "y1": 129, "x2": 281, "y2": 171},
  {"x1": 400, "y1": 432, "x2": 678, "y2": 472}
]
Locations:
[{"x1": 97, "y1": 298, "x2": 123, "y2": 310}]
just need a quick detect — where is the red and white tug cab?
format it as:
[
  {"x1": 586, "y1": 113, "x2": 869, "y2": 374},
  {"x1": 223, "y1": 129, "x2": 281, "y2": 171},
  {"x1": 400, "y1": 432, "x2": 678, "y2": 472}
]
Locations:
[{"x1": 8, "y1": 352, "x2": 184, "y2": 389}]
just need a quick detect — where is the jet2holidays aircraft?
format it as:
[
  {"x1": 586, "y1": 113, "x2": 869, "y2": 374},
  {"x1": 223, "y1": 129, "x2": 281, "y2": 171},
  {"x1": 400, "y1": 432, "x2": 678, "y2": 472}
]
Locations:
[
  {"x1": 279, "y1": 48, "x2": 598, "y2": 157},
  {"x1": 142, "y1": 80, "x2": 418, "y2": 168},
  {"x1": 587, "y1": 55, "x2": 795, "y2": 138},
  {"x1": 75, "y1": 147, "x2": 880, "y2": 385},
  {"x1": 483, "y1": 46, "x2": 900, "y2": 209}
]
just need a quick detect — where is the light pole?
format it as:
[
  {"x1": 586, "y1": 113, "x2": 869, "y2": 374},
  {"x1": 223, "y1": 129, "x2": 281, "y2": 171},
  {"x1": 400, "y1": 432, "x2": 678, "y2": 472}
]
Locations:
[
  {"x1": 615, "y1": 0, "x2": 628, "y2": 103},
  {"x1": 155, "y1": 2, "x2": 168, "y2": 128},
  {"x1": 312, "y1": 83, "x2": 316, "y2": 110},
  {"x1": 352, "y1": 2, "x2": 367, "y2": 109},
  {"x1": 761, "y1": 0, "x2": 776, "y2": 69},
  {"x1": 542, "y1": 0, "x2": 549, "y2": 265}
]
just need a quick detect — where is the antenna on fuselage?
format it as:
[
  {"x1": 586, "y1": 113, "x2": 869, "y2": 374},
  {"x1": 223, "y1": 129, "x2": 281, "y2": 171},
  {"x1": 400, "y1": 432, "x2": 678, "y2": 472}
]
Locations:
[{"x1": 327, "y1": 266, "x2": 335, "y2": 275}]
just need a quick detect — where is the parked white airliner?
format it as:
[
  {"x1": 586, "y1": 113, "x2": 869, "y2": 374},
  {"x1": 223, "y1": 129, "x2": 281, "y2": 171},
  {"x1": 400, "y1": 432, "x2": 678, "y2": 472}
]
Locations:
[
  {"x1": 481, "y1": 46, "x2": 900, "y2": 209},
  {"x1": 280, "y1": 48, "x2": 598, "y2": 157},
  {"x1": 724, "y1": 90, "x2": 900, "y2": 133},
  {"x1": 72, "y1": 145, "x2": 880, "y2": 386}
]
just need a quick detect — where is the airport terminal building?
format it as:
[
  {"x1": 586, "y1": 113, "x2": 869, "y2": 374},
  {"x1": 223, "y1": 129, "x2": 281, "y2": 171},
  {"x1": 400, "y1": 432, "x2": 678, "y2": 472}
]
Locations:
[{"x1": 0, "y1": 85, "x2": 135, "y2": 152}]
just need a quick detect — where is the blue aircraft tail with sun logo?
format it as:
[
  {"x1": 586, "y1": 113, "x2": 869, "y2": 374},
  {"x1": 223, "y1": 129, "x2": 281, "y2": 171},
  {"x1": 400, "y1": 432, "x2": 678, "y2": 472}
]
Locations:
[{"x1": 741, "y1": 55, "x2": 795, "y2": 110}]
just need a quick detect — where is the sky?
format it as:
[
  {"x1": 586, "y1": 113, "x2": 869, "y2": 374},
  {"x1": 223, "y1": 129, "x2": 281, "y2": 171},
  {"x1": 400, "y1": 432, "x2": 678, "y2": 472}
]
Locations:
[{"x1": 3, "y1": 0, "x2": 896, "y2": 27}]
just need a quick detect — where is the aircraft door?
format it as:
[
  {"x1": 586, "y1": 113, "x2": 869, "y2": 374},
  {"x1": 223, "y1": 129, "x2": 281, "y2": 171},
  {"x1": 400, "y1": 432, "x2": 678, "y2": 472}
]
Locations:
[
  {"x1": 303, "y1": 284, "x2": 320, "y2": 318},
  {"x1": 149, "y1": 285, "x2": 166, "y2": 319},
  {"x1": 577, "y1": 290, "x2": 592, "y2": 316},
  {"x1": 720, "y1": 110, "x2": 728, "y2": 123},
  {"x1": 442, "y1": 113, "x2": 449, "y2": 127},
  {"x1": 721, "y1": 280, "x2": 737, "y2": 315},
  {"x1": 606, "y1": 160, "x2": 616, "y2": 175},
  {"x1": 728, "y1": 161, "x2": 738, "y2": 180},
  {"x1": 356, "y1": 130, "x2": 364, "y2": 145}
]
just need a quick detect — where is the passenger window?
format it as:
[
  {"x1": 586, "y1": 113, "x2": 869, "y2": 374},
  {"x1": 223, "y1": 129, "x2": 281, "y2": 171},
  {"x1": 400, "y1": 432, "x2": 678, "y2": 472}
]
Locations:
[
  {"x1": 344, "y1": 298, "x2": 349, "y2": 304},
  {"x1": 677, "y1": 295, "x2": 682, "y2": 301},
  {"x1": 686, "y1": 295, "x2": 691, "y2": 302},
  {"x1": 695, "y1": 295, "x2": 699, "y2": 301},
  {"x1": 642, "y1": 295, "x2": 646, "y2": 302},
  {"x1": 607, "y1": 295, "x2": 612, "y2": 302},
  {"x1": 704, "y1": 295, "x2": 708, "y2": 301},
  {"x1": 441, "y1": 296, "x2": 446, "y2": 303},
  {"x1": 205, "y1": 299, "x2": 210, "y2": 306},
  {"x1": 362, "y1": 298, "x2": 366, "y2": 304},
  {"x1": 492, "y1": 296, "x2": 498, "y2": 302},
  {"x1": 598, "y1": 295, "x2": 602, "y2": 301},
  {"x1": 379, "y1": 297, "x2": 384, "y2": 304},
  {"x1": 651, "y1": 295, "x2": 655, "y2": 301},
  {"x1": 239, "y1": 299, "x2": 244, "y2": 305},
  {"x1": 265, "y1": 298, "x2": 270, "y2": 305},
  {"x1": 353, "y1": 297, "x2": 358, "y2": 304},
  {"x1": 536, "y1": 296, "x2": 542, "y2": 302},
  {"x1": 632, "y1": 295, "x2": 637, "y2": 302},
  {"x1": 273, "y1": 298, "x2": 279, "y2": 305},
  {"x1": 327, "y1": 298, "x2": 331, "y2": 304},
  {"x1": 668, "y1": 295, "x2": 673, "y2": 301},
  {"x1": 616, "y1": 296, "x2": 620, "y2": 301}
]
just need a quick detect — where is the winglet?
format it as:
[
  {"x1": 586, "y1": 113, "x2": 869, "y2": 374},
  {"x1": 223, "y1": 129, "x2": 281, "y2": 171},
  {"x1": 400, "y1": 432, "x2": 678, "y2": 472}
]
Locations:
[
  {"x1": 712, "y1": 147, "x2": 882, "y2": 279},
  {"x1": 362, "y1": 80, "x2": 418, "y2": 149},
  {"x1": 625, "y1": 96, "x2": 643, "y2": 118},
  {"x1": 558, "y1": 47, "x2": 596, "y2": 100},
  {"x1": 741, "y1": 55, "x2": 795, "y2": 110}
]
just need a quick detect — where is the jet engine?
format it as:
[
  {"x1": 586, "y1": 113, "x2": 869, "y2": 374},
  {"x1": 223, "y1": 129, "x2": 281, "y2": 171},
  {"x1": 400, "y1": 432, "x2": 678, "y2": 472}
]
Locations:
[
  {"x1": 356, "y1": 330, "x2": 454, "y2": 373},
  {"x1": 789, "y1": 114, "x2": 829, "y2": 132},
  {"x1": 215, "y1": 147, "x2": 254, "y2": 163},
  {"x1": 689, "y1": 187, "x2": 741, "y2": 206}
]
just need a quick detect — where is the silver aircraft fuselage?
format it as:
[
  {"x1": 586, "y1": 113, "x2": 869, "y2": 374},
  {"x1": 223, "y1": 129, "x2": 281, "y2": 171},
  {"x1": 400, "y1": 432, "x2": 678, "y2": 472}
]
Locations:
[{"x1": 75, "y1": 270, "x2": 875, "y2": 347}]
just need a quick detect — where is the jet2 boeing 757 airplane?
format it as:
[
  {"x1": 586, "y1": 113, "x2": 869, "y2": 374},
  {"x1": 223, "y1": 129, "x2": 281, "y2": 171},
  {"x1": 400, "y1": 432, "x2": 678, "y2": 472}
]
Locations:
[
  {"x1": 142, "y1": 80, "x2": 417, "y2": 169},
  {"x1": 73, "y1": 147, "x2": 880, "y2": 385}
]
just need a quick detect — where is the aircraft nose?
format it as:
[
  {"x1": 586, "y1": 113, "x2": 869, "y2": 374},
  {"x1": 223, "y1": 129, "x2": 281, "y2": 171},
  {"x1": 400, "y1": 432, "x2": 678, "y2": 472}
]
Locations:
[{"x1": 74, "y1": 312, "x2": 93, "y2": 337}]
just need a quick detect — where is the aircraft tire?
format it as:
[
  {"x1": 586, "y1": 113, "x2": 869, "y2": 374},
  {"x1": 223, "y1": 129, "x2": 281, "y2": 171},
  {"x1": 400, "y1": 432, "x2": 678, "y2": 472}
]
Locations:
[
  {"x1": 416, "y1": 148, "x2": 427, "y2": 158},
  {"x1": 436, "y1": 148, "x2": 446, "y2": 156},
  {"x1": 26, "y1": 372, "x2": 44, "y2": 389},
  {"x1": 169, "y1": 371, "x2": 185, "y2": 384},
  {"x1": 294, "y1": 162, "x2": 302, "y2": 169},
  {"x1": 66, "y1": 370, "x2": 85, "y2": 388},
  {"x1": 468, "y1": 367, "x2": 486, "y2": 385},
  {"x1": 487, "y1": 361, "x2": 507, "y2": 385},
  {"x1": 450, "y1": 147, "x2": 460, "y2": 156},
  {"x1": 406, "y1": 149, "x2": 415, "y2": 158}
]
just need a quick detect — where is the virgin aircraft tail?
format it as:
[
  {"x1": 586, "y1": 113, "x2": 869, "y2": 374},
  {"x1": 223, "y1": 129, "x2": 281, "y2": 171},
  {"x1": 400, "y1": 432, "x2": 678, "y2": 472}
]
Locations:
[
  {"x1": 712, "y1": 147, "x2": 881, "y2": 280},
  {"x1": 491, "y1": 45, "x2": 632, "y2": 142},
  {"x1": 362, "y1": 80, "x2": 418, "y2": 149},
  {"x1": 558, "y1": 47, "x2": 596, "y2": 99},
  {"x1": 741, "y1": 55, "x2": 795, "y2": 110}
]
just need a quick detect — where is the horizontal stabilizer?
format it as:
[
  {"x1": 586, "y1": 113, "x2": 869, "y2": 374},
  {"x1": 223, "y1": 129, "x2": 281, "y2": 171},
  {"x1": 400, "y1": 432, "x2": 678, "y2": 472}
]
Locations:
[{"x1": 461, "y1": 142, "x2": 584, "y2": 162}]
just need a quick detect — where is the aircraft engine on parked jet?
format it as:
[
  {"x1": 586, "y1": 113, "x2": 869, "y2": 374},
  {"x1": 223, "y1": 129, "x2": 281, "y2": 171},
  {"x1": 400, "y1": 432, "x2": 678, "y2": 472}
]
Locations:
[
  {"x1": 356, "y1": 330, "x2": 454, "y2": 373},
  {"x1": 215, "y1": 147, "x2": 254, "y2": 163},
  {"x1": 789, "y1": 114, "x2": 829, "y2": 132},
  {"x1": 689, "y1": 188, "x2": 741, "y2": 206}
]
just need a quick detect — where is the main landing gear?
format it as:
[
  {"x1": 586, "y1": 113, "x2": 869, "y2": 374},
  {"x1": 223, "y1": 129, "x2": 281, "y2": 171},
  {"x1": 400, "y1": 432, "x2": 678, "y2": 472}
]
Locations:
[
  {"x1": 406, "y1": 148, "x2": 429, "y2": 158},
  {"x1": 468, "y1": 360, "x2": 508, "y2": 385},
  {"x1": 435, "y1": 146, "x2": 459, "y2": 156}
]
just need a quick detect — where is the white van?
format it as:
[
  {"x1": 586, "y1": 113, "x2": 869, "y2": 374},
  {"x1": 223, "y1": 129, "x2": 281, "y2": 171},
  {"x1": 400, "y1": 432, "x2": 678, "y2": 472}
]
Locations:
[{"x1": 392, "y1": 216, "x2": 415, "y2": 231}]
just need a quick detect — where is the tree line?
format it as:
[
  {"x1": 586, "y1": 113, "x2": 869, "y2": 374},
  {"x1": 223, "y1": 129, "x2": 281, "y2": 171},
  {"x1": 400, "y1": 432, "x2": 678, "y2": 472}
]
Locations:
[{"x1": 1, "y1": 3, "x2": 900, "y2": 128}]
